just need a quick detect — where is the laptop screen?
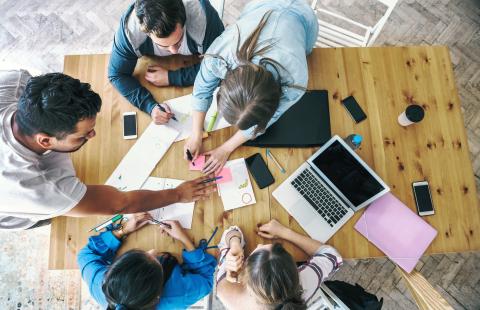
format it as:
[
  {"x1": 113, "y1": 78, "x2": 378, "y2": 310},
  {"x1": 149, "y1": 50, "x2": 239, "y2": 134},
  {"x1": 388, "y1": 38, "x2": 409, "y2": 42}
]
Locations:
[{"x1": 311, "y1": 140, "x2": 385, "y2": 207}]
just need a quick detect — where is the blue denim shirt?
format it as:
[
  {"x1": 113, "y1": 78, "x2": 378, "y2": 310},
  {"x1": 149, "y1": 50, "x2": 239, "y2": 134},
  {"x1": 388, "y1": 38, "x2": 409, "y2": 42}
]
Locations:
[
  {"x1": 191, "y1": 0, "x2": 318, "y2": 139},
  {"x1": 77, "y1": 231, "x2": 216, "y2": 309}
]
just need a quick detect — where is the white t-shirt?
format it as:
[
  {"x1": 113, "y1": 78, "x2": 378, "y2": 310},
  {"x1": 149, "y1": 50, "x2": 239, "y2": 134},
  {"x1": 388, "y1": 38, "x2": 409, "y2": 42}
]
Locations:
[{"x1": 0, "y1": 77, "x2": 87, "y2": 230}]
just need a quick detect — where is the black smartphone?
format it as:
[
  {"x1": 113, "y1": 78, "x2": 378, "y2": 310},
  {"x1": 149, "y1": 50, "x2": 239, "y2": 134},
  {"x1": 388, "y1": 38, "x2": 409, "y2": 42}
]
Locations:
[
  {"x1": 412, "y1": 181, "x2": 435, "y2": 216},
  {"x1": 245, "y1": 153, "x2": 275, "y2": 189},
  {"x1": 341, "y1": 96, "x2": 367, "y2": 123},
  {"x1": 123, "y1": 112, "x2": 137, "y2": 140}
]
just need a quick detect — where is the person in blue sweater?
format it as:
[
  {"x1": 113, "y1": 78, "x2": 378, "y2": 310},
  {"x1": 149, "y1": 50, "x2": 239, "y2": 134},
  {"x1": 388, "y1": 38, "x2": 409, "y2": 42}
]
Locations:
[
  {"x1": 108, "y1": 0, "x2": 224, "y2": 124},
  {"x1": 78, "y1": 213, "x2": 217, "y2": 309}
]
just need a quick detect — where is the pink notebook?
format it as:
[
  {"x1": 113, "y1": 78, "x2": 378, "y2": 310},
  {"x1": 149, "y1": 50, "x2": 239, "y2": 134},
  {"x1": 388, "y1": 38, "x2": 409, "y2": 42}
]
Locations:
[{"x1": 354, "y1": 193, "x2": 437, "y2": 273}]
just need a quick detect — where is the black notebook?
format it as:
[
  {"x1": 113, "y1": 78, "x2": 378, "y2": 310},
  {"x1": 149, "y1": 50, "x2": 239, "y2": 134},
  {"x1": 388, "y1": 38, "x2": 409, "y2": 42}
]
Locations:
[{"x1": 244, "y1": 90, "x2": 331, "y2": 147}]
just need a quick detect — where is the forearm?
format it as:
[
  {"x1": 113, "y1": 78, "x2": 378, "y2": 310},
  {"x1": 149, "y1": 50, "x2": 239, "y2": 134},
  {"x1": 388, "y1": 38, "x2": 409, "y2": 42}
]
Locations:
[
  {"x1": 191, "y1": 111, "x2": 207, "y2": 135},
  {"x1": 278, "y1": 227, "x2": 323, "y2": 256},
  {"x1": 67, "y1": 185, "x2": 181, "y2": 217},
  {"x1": 222, "y1": 131, "x2": 249, "y2": 152},
  {"x1": 123, "y1": 189, "x2": 180, "y2": 213},
  {"x1": 181, "y1": 238, "x2": 195, "y2": 251}
]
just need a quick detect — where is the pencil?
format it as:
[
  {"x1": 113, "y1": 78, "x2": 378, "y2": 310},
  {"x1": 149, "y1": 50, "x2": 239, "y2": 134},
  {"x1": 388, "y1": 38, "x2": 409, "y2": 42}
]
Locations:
[{"x1": 266, "y1": 148, "x2": 286, "y2": 174}]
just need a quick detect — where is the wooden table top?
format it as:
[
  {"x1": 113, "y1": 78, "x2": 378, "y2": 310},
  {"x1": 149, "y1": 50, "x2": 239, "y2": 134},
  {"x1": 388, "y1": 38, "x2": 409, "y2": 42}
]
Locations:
[{"x1": 49, "y1": 46, "x2": 480, "y2": 270}]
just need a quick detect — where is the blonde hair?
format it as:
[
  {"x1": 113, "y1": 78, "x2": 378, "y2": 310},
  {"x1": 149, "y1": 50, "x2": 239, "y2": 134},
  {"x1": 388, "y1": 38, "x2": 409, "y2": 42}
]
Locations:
[
  {"x1": 245, "y1": 243, "x2": 306, "y2": 310},
  {"x1": 216, "y1": 11, "x2": 285, "y2": 136}
]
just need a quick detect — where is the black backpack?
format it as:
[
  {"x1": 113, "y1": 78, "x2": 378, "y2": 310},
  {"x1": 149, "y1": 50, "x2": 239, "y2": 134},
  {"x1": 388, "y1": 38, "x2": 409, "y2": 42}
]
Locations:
[{"x1": 324, "y1": 280, "x2": 383, "y2": 310}]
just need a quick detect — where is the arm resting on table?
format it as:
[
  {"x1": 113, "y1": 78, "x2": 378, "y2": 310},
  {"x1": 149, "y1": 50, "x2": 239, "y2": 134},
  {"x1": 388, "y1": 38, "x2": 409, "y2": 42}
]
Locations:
[{"x1": 66, "y1": 185, "x2": 180, "y2": 216}]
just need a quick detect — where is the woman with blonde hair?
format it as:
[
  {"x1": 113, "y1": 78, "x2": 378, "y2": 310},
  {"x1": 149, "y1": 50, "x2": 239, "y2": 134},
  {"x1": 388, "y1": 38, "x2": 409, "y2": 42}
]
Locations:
[
  {"x1": 216, "y1": 219, "x2": 342, "y2": 309},
  {"x1": 184, "y1": 0, "x2": 318, "y2": 174}
]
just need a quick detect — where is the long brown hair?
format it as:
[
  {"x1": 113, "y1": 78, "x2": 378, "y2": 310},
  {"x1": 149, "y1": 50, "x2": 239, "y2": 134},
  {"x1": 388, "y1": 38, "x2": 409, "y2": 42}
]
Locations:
[
  {"x1": 216, "y1": 11, "x2": 285, "y2": 136},
  {"x1": 245, "y1": 243, "x2": 306, "y2": 310}
]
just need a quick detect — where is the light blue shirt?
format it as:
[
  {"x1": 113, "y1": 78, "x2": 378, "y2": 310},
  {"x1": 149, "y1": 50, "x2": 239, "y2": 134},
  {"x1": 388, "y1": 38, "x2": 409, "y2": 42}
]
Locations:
[{"x1": 191, "y1": 0, "x2": 318, "y2": 139}]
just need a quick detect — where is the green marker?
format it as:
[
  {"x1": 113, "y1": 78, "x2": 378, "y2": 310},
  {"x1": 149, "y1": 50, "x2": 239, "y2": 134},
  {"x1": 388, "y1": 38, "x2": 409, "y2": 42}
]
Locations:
[
  {"x1": 89, "y1": 214, "x2": 124, "y2": 232},
  {"x1": 206, "y1": 111, "x2": 218, "y2": 132}
]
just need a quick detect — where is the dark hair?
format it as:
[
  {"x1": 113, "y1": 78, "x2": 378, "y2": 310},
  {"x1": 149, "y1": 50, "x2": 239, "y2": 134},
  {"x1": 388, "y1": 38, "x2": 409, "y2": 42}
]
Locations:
[
  {"x1": 216, "y1": 11, "x2": 283, "y2": 136},
  {"x1": 246, "y1": 243, "x2": 306, "y2": 310},
  {"x1": 15, "y1": 73, "x2": 101, "y2": 139},
  {"x1": 103, "y1": 250, "x2": 164, "y2": 310},
  {"x1": 135, "y1": 0, "x2": 186, "y2": 38}
]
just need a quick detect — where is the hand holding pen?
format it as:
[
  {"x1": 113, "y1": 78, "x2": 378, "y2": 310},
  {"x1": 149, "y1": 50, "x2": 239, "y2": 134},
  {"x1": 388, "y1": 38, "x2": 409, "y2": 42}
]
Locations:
[{"x1": 151, "y1": 103, "x2": 177, "y2": 124}]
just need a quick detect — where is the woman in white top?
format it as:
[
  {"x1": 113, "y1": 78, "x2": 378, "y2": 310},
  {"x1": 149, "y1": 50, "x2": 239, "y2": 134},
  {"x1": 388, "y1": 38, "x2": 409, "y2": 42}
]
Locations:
[{"x1": 216, "y1": 220, "x2": 343, "y2": 309}]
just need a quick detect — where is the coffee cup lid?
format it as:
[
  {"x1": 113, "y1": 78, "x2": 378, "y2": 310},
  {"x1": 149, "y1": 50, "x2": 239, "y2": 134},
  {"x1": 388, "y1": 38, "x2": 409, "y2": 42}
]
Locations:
[{"x1": 406, "y1": 105, "x2": 425, "y2": 122}]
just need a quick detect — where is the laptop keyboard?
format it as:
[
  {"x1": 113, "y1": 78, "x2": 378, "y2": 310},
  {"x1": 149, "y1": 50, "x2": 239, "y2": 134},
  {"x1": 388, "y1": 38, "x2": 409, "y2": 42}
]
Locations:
[{"x1": 291, "y1": 169, "x2": 349, "y2": 227}]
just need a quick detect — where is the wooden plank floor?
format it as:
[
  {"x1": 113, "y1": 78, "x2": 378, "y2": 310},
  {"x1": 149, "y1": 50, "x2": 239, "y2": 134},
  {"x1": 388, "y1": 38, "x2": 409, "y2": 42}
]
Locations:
[{"x1": 0, "y1": 1, "x2": 479, "y2": 309}]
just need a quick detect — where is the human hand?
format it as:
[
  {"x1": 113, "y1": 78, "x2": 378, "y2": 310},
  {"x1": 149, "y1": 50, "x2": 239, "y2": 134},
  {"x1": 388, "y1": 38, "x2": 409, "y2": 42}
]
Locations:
[
  {"x1": 184, "y1": 133, "x2": 203, "y2": 161},
  {"x1": 151, "y1": 103, "x2": 174, "y2": 124},
  {"x1": 145, "y1": 65, "x2": 169, "y2": 86},
  {"x1": 202, "y1": 144, "x2": 232, "y2": 175},
  {"x1": 225, "y1": 245, "x2": 244, "y2": 283},
  {"x1": 157, "y1": 220, "x2": 194, "y2": 250},
  {"x1": 174, "y1": 174, "x2": 217, "y2": 203},
  {"x1": 121, "y1": 212, "x2": 153, "y2": 235},
  {"x1": 257, "y1": 219, "x2": 289, "y2": 239}
]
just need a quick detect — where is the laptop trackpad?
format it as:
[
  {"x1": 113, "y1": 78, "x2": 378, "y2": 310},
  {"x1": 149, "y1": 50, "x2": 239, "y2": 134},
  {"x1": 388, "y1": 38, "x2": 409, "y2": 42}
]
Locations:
[{"x1": 291, "y1": 202, "x2": 316, "y2": 227}]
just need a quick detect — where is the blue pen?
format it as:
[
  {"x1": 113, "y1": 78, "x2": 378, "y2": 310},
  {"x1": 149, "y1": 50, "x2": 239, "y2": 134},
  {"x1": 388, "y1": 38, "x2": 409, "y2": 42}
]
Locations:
[
  {"x1": 266, "y1": 148, "x2": 286, "y2": 174},
  {"x1": 200, "y1": 176, "x2": 223, "y2": 184}
]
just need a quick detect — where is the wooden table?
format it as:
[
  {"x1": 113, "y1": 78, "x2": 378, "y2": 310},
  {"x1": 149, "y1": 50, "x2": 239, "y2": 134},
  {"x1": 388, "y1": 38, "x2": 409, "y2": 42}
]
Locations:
[{"x1": 49, "y1": 46, "x2": 480, "y2": 270}]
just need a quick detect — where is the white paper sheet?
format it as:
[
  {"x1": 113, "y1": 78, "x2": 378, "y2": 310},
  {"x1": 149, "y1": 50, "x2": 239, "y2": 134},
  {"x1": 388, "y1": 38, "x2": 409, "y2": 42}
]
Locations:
[
  {"x1": 164, "y1": 90, "x2": 231, "y2": 142},
  {"x1": 217, "y1": 158, "x2": 256, "y2": 211},
  {"x1": 105, "y1": 123, "x2": 179, "y2": 191},
  {"x1": 141, "y1": 177, "x2": 195, "y2": 229}
]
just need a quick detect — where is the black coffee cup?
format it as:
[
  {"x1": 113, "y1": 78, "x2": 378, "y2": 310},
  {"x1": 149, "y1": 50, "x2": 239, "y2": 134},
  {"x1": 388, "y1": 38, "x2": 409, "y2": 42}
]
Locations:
[{"x1": 405, "y1": 104, "x2": 425, "y2": 123}]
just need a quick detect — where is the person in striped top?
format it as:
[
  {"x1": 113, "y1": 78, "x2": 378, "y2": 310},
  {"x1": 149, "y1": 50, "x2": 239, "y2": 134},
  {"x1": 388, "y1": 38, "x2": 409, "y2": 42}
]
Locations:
[{"x1": 216, "y1": 219, "x2": 342, "y2": 309}]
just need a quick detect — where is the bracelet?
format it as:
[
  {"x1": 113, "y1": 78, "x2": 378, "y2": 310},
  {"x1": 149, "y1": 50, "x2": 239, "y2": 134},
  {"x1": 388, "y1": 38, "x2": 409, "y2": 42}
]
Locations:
[{"x1": 114, "y1": 225, "x2": 127, "y2": 240}]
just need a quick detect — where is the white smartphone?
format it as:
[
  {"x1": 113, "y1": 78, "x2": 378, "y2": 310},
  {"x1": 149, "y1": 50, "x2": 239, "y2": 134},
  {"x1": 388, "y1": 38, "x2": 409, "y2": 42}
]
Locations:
[
  {"x1": 123, "y1": 112, "x2": 137, "y2": 140},
  {"x1": 412, "y1": 181, "x2": 435, "y2": 216}
]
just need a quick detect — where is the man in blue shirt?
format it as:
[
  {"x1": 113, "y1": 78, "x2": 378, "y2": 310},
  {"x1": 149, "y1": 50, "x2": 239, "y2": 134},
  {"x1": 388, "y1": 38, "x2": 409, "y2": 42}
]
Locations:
[
  {"x1": 78, "y1": 213, "x2": 217, "y2": 309},
  {"x1": 108, "y1": 0, "x2": 224, "y2": 124}
]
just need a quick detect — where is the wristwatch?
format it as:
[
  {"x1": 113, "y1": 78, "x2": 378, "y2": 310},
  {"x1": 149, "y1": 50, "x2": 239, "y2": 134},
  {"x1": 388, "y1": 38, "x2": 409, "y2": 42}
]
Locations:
[{"x1": 114, "y1": 225, "x2": 127, "y2": 240}]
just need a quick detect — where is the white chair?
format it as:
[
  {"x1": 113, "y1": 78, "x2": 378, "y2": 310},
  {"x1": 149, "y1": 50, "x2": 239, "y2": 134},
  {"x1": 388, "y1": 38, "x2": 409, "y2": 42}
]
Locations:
[
  {"x1": 311, "y1": 0, "x2": 398, "y2": 47},
  {"x1": 209, "y1": 0, "x2": 225, "y2": 19}
]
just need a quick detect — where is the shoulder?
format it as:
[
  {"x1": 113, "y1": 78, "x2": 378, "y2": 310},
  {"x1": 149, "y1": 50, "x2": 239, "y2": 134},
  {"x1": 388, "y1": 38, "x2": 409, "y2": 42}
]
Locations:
[
  {"x1": 122, "y1": 3, "x2": 148, "y2": 56},
  {"x1": 184, "y1": 0, "x2": 207, "y2": 45},
  {"x1": 298, "y1": 246, "x2": 342, "y2": 305}
]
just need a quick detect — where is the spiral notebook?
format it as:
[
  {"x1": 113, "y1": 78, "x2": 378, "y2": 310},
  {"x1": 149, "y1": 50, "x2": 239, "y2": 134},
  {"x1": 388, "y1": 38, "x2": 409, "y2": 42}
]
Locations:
[{"x1": 354, "y1": 193, "x2": 437, "y2": 273}]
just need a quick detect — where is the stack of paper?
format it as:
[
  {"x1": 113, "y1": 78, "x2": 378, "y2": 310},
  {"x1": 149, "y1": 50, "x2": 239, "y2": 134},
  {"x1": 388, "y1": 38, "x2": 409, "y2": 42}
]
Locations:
[
  {"x1": 164, "y1": 91, "x2": 231, "y2": 142},
  {"x1": 105, "y1": 122, "x2": 179, "y2": 191},
  {"x1": 141, "y1": 177, "x2": 195, "y2": 229},
  {"x1": 217, "y1": 158, "x2": 256, "y2": 211}
]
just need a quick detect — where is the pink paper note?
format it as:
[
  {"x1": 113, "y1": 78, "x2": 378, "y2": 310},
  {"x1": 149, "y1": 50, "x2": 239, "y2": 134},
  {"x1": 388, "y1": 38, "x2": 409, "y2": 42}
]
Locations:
[
  {"x1": 354, "y1": 193, "x2": 437, "y2": 273},
  {"x1": 189, "y1": 155, "x2": 205, "y2": 171},
  {"x1": 215, "y1": 168, "x2": 232, "y2": 184}
]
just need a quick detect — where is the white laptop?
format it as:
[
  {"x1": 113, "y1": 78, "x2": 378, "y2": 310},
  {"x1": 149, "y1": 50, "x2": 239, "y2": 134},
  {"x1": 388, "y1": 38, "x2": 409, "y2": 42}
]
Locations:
[{"x1": 273, "y1": 135, "x2": 390, "y2": 242}]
